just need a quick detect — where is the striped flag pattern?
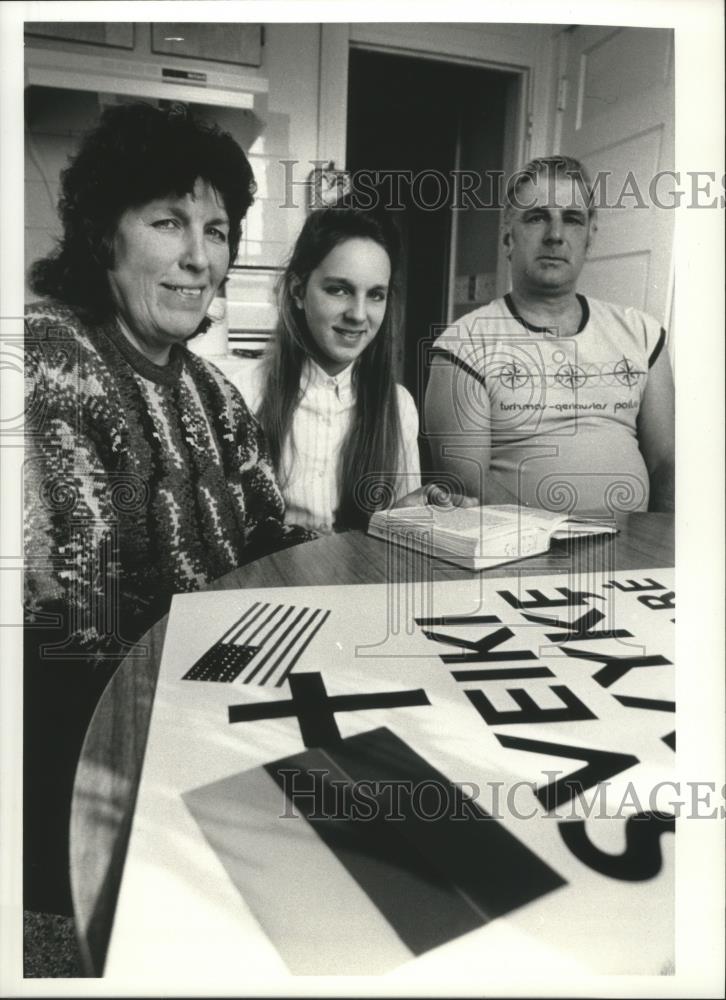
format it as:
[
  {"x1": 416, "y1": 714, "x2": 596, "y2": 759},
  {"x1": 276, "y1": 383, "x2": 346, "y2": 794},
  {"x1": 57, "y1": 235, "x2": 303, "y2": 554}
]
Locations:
[{"x1": 182, "y1": 601, "x2": 331, "y2": 688}]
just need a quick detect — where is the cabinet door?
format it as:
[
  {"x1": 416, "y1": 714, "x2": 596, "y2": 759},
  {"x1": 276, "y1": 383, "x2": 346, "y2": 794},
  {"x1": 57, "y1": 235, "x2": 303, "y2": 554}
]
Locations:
[
  {"x1": 24, "y1": 22, "x2": 134, "y2": 49},
  {"x1": 151, "y1": 24, "x2": 263, "y2": 67}
]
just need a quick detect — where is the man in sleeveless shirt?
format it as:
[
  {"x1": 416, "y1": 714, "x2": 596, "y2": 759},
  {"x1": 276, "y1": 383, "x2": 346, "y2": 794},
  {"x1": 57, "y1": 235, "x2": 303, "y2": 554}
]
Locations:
[{"x1": 425, "y1": 156, "x2": 675, "y2": 516}]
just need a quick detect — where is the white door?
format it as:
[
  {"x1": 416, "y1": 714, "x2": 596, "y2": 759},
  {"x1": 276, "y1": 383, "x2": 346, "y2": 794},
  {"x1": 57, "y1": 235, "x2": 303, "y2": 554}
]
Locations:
[{"x1": 555, "y1": 26, "x2": 675, "y2": 328}]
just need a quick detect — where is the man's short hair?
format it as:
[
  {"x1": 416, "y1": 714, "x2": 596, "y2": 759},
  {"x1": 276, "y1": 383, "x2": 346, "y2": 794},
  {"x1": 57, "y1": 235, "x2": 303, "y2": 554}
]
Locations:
[{"x1": 505, "y1": 155, "x2": 596, "y2": 218}]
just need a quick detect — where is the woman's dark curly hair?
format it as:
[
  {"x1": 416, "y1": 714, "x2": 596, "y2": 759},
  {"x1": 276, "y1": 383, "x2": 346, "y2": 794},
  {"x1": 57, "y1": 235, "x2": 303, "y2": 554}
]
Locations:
[{"x1": 30, "y1": 101, "x2": 256, "y2": 322}]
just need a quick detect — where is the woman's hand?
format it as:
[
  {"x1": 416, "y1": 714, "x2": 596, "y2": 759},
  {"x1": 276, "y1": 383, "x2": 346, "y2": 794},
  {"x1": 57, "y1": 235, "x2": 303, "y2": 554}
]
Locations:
[{"x1": 393, "y1": 484, "x2": 479, "y2": 510}]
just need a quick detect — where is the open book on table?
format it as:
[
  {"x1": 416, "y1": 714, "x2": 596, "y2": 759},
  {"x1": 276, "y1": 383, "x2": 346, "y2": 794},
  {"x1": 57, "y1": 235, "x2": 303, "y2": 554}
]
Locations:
[{"x1": 367, "y1": 503, "x2": 618, "y2": 571}]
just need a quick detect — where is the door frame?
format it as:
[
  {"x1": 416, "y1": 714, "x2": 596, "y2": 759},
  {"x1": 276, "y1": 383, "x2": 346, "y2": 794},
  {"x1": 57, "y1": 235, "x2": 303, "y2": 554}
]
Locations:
[{"x1": 318, "y1": 22, "x2": 559, "y2": 297}]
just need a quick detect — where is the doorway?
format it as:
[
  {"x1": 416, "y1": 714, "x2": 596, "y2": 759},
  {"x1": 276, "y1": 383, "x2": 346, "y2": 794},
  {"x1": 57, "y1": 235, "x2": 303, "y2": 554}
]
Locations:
[{"x1": 346, "y1": 47, "x2": 518, "y2": 410}]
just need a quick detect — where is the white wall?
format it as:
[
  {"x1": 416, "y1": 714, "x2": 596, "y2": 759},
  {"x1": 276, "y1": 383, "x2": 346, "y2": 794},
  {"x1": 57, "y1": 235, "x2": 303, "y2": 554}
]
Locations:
[
  {"x1": 24, "y1": 22, "x2": 561, "y2": 327},
  {"x1": 23, "y1": 24, "x2": 322, "y2": 333}
]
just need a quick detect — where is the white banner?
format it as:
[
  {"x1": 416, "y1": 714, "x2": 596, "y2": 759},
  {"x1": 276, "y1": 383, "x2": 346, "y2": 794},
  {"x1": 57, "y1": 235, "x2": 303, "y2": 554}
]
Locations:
[{"x1": 105, "y1": 568, "x2": 676, "y2": 988}]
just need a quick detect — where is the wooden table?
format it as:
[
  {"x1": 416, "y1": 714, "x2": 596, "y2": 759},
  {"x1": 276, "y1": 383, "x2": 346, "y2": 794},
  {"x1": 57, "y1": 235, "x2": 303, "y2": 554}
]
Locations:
[{"x1": 70, "y1": 514, "x2": 674, "y2": 975}]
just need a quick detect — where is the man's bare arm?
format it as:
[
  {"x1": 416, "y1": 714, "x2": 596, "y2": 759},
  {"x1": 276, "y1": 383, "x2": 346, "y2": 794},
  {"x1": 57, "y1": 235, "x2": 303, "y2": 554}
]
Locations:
[
  {"x1": 637, "y1": 348, "x2": 675, "y2": 512},
  {"x1": 423, "y1": 356, "x2": 494, "y2": 502}
]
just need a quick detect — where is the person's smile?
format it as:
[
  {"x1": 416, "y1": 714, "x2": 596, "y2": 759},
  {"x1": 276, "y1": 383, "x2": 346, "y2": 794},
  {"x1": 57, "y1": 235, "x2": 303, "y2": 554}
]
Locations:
[
  {"x1": 159, "y1": 282, "x2": 208, "y2": 304},
  {"x1": 296, "y1": 237, "x2": 391, "y2": 376},
  {"x1": 332, "y1": 325, "x2": 368, "y2": 339},
  {"x1": 108, "y1": 178, "x2": 230, "y2": 364}
]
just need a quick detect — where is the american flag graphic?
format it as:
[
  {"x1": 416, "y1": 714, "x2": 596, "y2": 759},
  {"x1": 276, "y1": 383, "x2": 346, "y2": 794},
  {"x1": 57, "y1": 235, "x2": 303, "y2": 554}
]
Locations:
[{"x1": 182, "y1": 601, "x2": 331, "y2": 688}]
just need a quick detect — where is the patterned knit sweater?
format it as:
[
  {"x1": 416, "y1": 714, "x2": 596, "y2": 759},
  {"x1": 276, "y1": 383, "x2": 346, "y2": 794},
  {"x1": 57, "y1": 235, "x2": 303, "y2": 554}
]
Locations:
[{"x1": 24, "y1": 301, "x2": 314, "y2": 660}]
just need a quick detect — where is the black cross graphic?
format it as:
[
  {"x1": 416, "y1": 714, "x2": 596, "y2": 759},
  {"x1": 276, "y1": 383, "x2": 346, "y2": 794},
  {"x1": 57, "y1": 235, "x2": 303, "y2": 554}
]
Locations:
[{"x1": 228, "y1": 672, "x2": 430, "y2": 747}]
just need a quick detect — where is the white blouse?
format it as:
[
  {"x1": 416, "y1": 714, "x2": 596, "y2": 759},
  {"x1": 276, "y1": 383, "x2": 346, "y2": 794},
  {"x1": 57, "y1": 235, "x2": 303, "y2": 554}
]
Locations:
[{"x1": 232, "y1": 357, "x2": 421, "y2": 532}]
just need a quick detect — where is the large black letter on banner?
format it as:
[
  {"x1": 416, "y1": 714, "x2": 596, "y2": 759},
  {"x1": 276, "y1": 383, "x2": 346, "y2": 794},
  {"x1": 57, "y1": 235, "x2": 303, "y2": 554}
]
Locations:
[
  {"x1": 560, "y1": 647, "x2": 672, "y2": 688},
  {"x1": 496, "y1": 733, "x2": 639, "y2": 810},
  {"x1": 559, "y1": 811, "x2": 675, "y2": 880},
  {"x1": 467, "y1": 686, "x2": 596, "y2": 725},
  {"x1": 420, "y1": 625, "x2": 536, "y2": 664}
]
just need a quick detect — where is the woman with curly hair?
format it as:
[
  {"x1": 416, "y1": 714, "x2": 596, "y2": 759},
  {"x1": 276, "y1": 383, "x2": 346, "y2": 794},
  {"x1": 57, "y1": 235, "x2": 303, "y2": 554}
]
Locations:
[
  {"x1": 24, "y1": 102, "x2": 312, "y2": 916},
  {"x1": 236, "y1": 206, "x2": 421, "y2": 532}
]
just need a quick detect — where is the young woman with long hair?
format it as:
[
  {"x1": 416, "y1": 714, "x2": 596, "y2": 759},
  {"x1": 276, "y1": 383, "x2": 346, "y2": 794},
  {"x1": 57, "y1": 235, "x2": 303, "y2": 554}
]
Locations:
[{"x1": 236, "y1": 206, "x2": 421, "y2": 532}]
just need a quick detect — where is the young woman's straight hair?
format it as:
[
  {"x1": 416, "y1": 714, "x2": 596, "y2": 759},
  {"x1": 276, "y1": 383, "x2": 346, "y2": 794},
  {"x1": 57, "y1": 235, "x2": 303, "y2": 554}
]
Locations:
[{"x1": 258, "y1": 206, "x2": 404, "y2": 530}]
